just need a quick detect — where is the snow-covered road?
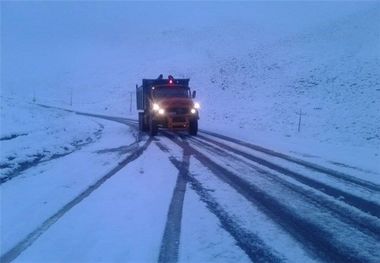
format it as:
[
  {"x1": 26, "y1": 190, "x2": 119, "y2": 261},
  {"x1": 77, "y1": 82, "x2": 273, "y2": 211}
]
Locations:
[{"x1": 1, "y1": 106, "x2": 379, "y2": 263}]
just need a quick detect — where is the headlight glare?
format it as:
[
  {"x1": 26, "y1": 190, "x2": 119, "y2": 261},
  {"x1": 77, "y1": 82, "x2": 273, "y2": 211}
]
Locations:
[{"x1": 153, "y1": 103, "x2": 160, "y2": 111}]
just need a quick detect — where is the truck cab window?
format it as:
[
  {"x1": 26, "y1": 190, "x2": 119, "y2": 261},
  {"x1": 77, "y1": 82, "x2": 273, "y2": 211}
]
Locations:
[{"x1": 153, "y1": 86, "x2": 190, "y2": 99}]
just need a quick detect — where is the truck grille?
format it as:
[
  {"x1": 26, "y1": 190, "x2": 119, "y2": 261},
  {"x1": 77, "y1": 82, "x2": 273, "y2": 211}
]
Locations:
[
  {"x1": 167, "y1": 107, "x2": 189, "y2": 115},
  {"x1": 172, "y1": 117, "x2": 186, "y2": 122}
]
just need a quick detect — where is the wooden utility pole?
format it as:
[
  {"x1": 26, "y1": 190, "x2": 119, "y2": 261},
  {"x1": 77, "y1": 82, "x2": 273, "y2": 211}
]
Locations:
[
  {"x1": 129, "y1": 91, "x2": 133, "y2": 113},
  {"x1": 297, "y1": 108, "x2": 306, "y2": 132}
]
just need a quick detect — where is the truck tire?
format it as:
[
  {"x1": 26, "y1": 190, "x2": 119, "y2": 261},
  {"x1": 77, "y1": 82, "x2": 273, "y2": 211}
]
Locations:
[
  {"x1": 189, "y1": 119, "x2": 198, "y2": 136},
  {"x1": 149, "y1": 118, "x2": 158, "y2": 136},
  {"x1": 139, "y1": 112, "x2": 149, "y2": 132},
  {"x1": 138, "y1": 113, "x2": 144, "y2": 131},
  {"x1": 143, "y1": 116, "x2": 149, "y2": 132}
]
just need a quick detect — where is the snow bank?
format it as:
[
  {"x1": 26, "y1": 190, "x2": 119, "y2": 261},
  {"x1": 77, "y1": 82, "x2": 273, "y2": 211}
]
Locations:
[{"x1": 0, "y1": 98, "x2": 103, "y2": 179}]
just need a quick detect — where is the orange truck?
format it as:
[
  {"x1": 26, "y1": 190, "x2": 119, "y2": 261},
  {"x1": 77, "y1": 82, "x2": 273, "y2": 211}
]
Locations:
[{"x1": 136, "y1": 75, "x2": 200, "y2": 136}]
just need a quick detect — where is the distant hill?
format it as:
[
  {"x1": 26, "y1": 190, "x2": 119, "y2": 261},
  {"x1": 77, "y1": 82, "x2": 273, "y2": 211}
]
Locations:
[{"x1": 2, "y1": 1, "x2": 379, "y2": 149}]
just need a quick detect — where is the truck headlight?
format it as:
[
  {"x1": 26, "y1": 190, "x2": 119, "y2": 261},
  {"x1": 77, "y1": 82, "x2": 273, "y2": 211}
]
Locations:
[
  {"x1": 153, "y1": 103, "x2": 160, "y2": 111},
  {"x1": 158, "y1": 109, "x2": 165, "y2": 115},
  {"x1": 194, "y1": 102, "x2": 200, "y2": 109},
  {"x1": 191, "y1": 108, "x2": 196, "y2": 114}
]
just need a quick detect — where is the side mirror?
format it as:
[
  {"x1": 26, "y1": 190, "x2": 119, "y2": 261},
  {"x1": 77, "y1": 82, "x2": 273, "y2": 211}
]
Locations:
[{"x1": 192, "y1": 90, "x2": 196, "y2": 98}]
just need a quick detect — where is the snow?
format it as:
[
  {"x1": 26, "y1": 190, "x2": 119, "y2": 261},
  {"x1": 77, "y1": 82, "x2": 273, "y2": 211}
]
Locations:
[
  {"x1": 185, "y1": 141, "x2": 380, "y2": 262},
  {"x1": 2, "y1": 1, "x2": 379, "y2": 167},
  {"x1": 1, "y1": 112, "x2": 136, "y2": 254},
  {"x1": 197, "y1": 133, "x2": 380, "y2": 189},
  {"x1": 0, "y1": 98, "x2": 104, "y2": 180},
  {"x1": 1, "y1": 1, "x2": 380, "y2": 262},
  {"x1": 179, "y1": 186, "x2": 250, "y2": 263},
  {"x1": 185, "y1": 155, "x2": 317, "y2": 263},
  {"x1": 12, "y1": 144, "x2": 177, "y2": 263}
]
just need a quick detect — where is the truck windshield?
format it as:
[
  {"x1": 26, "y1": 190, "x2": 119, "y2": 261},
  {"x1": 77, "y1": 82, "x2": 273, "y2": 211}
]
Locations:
[{"x1": 153, "y1": 86, "x2": 190, "y2": 98}]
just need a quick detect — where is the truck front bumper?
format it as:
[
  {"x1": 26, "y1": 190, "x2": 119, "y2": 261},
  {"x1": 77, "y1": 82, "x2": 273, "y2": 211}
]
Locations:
[{"x1": 153, "y1": 114, "x2": 197, "y2": 130}]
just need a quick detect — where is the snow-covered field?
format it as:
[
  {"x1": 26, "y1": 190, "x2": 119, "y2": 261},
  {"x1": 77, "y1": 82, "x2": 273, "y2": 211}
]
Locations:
[
  {"x1": 1, "y1": 1, "x2": 380, "y2": 262},
  {"x1": 0, "y1": 98, "x2": 104, "y2": 182},
  {"x1": 1, "y1": 106, "x2": 138, "y2": 257},
  {"x1": 2, "y1": 1, "x2": 379, "y2": 163}
]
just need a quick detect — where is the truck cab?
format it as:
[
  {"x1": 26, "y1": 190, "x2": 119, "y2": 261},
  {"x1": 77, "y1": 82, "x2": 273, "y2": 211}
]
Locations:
[{"x1": 136, "y1": 75, "x2": 199, "y2": 136}]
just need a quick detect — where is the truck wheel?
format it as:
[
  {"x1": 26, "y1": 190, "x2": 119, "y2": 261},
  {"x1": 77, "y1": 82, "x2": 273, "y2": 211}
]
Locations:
[
  {"x1": 139, "y1": 113, "x2": 149, "y2": 132},
  {"x1": 138, "y1": 113, "x2": 144, "y2": 131},
  {"x1": 149, "y1": 119, "x2": 158, "y2": 136},
  {"x1": 189, "y1": 119, "x2": 198, "y2": 136},
  {"x1": 142, "y1": 115, "x2": 149, "y2": 132}
]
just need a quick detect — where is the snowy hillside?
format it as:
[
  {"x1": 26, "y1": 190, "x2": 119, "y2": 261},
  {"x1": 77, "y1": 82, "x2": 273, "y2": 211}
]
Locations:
[
  {"x1": 2, "y1": 1, "x2": 379, "y2": 160},
  {"x1": 203, "y1": 5, "x2": 380, "y2": 150}
]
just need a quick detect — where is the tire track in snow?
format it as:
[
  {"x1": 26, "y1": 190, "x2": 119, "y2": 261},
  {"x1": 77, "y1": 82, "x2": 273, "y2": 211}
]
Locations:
[
  {"x1": 0, "y1": 124, "x2": 104, "y2": 185},
  {"x1": 32, "y1": 107, "x2": 379, "y2": 262},
  {"x1": 157, "y1": 142, "x2": 189, "y2": 263},
  {"x1": 168, "y1": 135, "x2": 375, "y2": 263},
  {"x1": 200, "y1": 131, "x2": 380, "y2": 192},
  {"x1": 196, "y1": 135, "x2": 380, "y2": 218},
  {"x1": 189, "y1": 137, "x2": 380, "y2": 239},
  {"x1": 39, "y1": 104, "x2": 379, "y2": 192},
  {"x1": 37, "y1": 104, "x2": 137, "y2": 128},
  {"x1": 0, "y1": 138, "x2": 152, "y2": 263},
  {"x1": 159, "y1": 136, "x2": 284, "y2": 263}
]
